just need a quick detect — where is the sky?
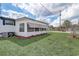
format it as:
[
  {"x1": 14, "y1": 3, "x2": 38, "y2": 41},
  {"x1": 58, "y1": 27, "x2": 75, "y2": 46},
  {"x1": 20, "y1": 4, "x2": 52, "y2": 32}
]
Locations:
[{"x1": 0, "y1": 3, "x2": 79, "y2": 27}]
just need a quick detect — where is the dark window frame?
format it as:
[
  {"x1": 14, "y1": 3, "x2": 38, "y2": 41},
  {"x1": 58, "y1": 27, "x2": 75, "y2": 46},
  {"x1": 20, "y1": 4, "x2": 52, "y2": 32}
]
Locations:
[
  {"x1": 0, "y1": 17, "x2": 15, "y2": 26},
  {"x1": 27, "y1": 24, "x2": 35, "y2": 32},
  {"x1": 35, "y1": 28, "x2": 39, "y2": 31},
  {"x1": 3, "y1": 20, "x2": 15, "y2": 25}
]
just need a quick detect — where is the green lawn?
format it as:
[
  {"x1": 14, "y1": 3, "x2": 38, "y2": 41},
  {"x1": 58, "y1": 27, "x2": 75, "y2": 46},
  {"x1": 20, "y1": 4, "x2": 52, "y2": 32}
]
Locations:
[{"x1": 0, "y1": 32, "x2": 79, "y2": 56}]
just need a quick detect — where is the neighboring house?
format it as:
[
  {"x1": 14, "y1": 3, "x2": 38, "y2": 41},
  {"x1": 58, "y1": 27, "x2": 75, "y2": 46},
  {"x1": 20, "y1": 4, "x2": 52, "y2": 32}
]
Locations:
[
  {"x1": 71, "y1": 24, "x2": 79, "y2": 35},
  {"x1": 0, "y1": 16, "x2": 48, "y2": 37}
]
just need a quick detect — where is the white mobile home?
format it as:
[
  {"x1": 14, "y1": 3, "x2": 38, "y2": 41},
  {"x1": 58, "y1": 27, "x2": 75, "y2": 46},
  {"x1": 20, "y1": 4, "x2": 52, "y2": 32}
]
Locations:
[
  {"x1": 0, "y1": 17, "x2": 15, "y2": 37},
  {"x1": 0, "y1": 16, "x2": 48, "y2": 37}
]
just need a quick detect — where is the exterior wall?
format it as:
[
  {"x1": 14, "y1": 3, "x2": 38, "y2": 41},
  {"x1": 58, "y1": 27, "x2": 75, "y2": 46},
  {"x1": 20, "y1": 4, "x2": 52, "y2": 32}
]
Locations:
[
  {"x1": 15, "y1": 19, "x2": 48, "y2": 37},
  {"x1": 0, "y1": 19, "x2": 15, "y2": 33},
  {"x1": 16, "y1": 31, "x2": 47, "y2": 37},
  {"x1": 25, "y1": 31, "x2": 47, "y2": 37},
  {"x1": 0, "y1": 17, "x2": 48, "y2": 37},
  {"x1": 15, "y1": 20, "x2": 28, "y2": 37}
]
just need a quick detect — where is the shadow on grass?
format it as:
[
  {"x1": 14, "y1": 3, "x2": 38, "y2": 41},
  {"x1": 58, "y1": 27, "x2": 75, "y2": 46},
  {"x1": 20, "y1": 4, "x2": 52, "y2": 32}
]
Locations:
[{"x1": 8, "y1": 33, "x2": 51, "y2": 47}]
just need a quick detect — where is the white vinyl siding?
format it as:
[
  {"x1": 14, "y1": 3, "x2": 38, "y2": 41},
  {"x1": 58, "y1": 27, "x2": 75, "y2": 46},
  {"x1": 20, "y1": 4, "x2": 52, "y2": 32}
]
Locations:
[{"x1": 0, "y1": 18, "x2": 15, "y2": 33}]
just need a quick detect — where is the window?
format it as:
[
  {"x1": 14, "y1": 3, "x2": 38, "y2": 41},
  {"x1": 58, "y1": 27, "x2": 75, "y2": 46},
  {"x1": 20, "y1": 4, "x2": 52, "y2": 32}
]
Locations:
[
  {"x1": 41, "y1": 28, "x2": 46, "y2": 31},
  {"x1": 0, "y1": 17, "x2": 15, "y2": 26},
  {"x1": 3, "y1": 20, "x2": 15, "y2": 25},
  {"x1": 27, "y1": 28, "x2": 35, "y2": 32},
  {"x1": 44, "y1": 28, "x2": 46, "y2": 31},
  {"x1": 19, "y1": 23, "x2": 25, "y2": 32},
  {"x1": 35, "y1": 28, "x2": 39, "y2": 31},
  {"x1": 27, "y1": 23, "x2": 47, "y2": 32},
  {"x1": 27, "y1": 23, "x2": 35, "y2": 32},
  {"x1": 5, "y1": 20, "x2": 15, "y2": 25}
]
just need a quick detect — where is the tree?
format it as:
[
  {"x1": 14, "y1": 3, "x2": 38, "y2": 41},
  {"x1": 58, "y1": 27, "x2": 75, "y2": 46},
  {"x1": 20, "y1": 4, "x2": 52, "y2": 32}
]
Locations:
[
  {"x1": 49, "y1": 25, "x2": 54, "y2": 31},
  {"x1": 62, "y1": 20, "x2": 72, "y2": 31}
]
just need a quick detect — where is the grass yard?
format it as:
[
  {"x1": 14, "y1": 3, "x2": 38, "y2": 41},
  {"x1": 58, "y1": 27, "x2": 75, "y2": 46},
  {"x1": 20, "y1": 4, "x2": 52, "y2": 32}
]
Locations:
[{"x1": 0, "y1": 32, "x2": 79, "y2": 56}]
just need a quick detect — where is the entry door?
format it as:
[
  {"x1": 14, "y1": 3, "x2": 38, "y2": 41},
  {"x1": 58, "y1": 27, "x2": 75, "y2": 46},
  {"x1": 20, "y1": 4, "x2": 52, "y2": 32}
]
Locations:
[{"x1": 19, "y1": 23, "x2": 25, "y2": 32}]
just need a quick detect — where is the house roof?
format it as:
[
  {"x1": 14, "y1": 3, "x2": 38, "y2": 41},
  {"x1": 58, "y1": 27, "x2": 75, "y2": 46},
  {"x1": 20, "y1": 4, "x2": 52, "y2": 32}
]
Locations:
[
  {"x1": 0, "y1": 16, "x2": 15, "y2": 21},
  {"x1": 17, "y1": 17, "x2": 49, "y2": 25},
  {"x1": 0, "y1": 16, "x2": 48, "y2": 25}
]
